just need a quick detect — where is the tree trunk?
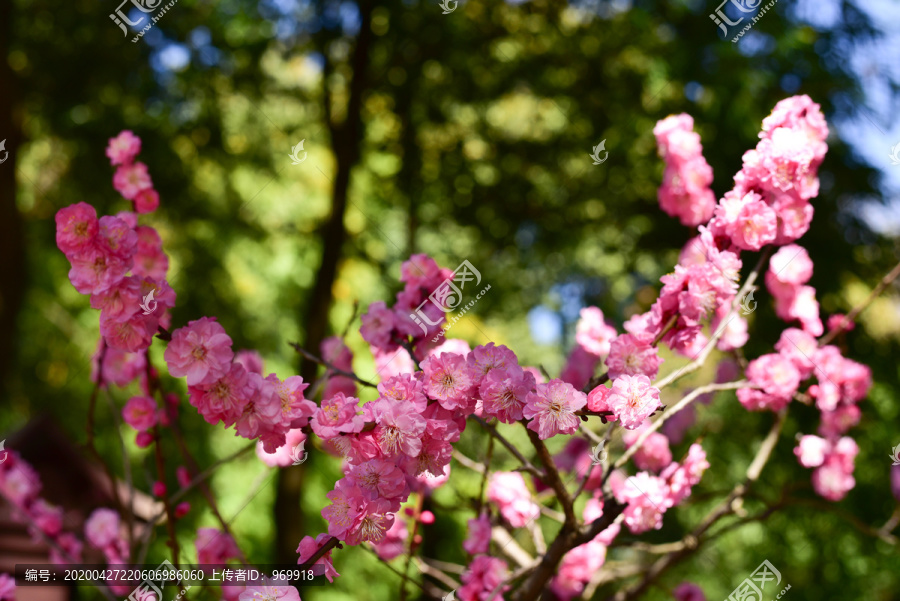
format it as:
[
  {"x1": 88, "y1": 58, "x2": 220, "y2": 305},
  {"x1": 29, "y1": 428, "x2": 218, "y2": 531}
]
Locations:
[
  {"x1": 274, "y1": 0, "x2": 375, "y2": 564},
  {"x1": 0, "y1": 0, "x2": 26, "y2": 398}
]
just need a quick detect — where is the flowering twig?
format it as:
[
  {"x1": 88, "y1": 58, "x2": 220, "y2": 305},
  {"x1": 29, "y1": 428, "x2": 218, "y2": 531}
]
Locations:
[
  {"x1": 612, "y1": 380, "x2": 751, "y2": 472},
  {"x1": 611, "y1": 408, "x2": 787, "y2": 601},
  {"x1": 819, "y1": 258, "x2": 900, "y2": 346},
  {"x1": 655, "y1": 248, "x2": 771, "y2": 390}
]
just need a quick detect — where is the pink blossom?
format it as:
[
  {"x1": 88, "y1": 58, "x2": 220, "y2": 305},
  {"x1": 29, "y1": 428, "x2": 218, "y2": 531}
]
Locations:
[
  {"x1": 467, "y1": 343, "x2": 518, "y2": 387},
  {"x1": 818, "y1": 405, "x2": 861, "y2": 438},
  {"x1": 606, "y1": 334, "x2": 663, "y2": 380},
  {"x1": 95, "y1": 345, "x2": 146, "y2": 387},
  {"x1": 344, "y1": 497, "x2": 395, "y2": 546},
  {"x1": 310, "y1": 393, "x2": 365, "y2": 440},
  {"x1": 458, "y1": 555, "x2": 509, "y2": 601},
  {"x1": 575, "y1": 307, "x2": 617, "y2": 358},
  {"x1": 479, "y1": 366, "x2": 535, "y2": 423},
  {"x1": 673, "y1": 582, "x2": 707, "y2": 601},
  {"x1": 256, "y1": 429, "x2": 308, "y2": 468},
  {"x1": 30, "y1": 499, "x2": 63, "y2": 536},
  {"x1": 188, "y1": 362, "x2": 253, "y2": 426},
  {"x1": 812, "y1": 455, "x2": 856, "y2": 501},
  {"x1": 372, "y1": 346, "x2": 416, "y2": 380},
  {"x1": 238, "y1": 579, "x2": 301, "y2": 601},
  {"x1": 235, "y1": 373, "x2": 283, "y2": 443},
  {"x1": 793, "y1": 435, "x2": 829, "y2": 468},
  {"x1": 0, "y1": 457, "x2": 41, "y2": 507},
  {"x1": 296, "y1": 533, "x2": 340, "y2": 582},
  {"x1": 774, "y1": 328, "x2": 818, "y2": 379},
  {"x1": 377, "y1": 373, "x2": 428, "y2": 413},
  {"x1": 586, "y1": 384, "x2": 612, "y2": 414},
  {"x1": 421, "y1": 352, "x2": 474, "y2": 411},
  {"x1": 67, "y1": 245, "x2": 132, "y2": 295},
  {"x1": 269, "y1": 375, "x2": 315, "y2": 428},
  {"x1": 661, "y1": 443, "x2": 709, "y2": 506},
  {"x1": 134, "y1": 188, "x2": 160, "y2": 214},
  {"x1": 621, "y1": 472, "x2": 670, "y2": 533},
  {"x1": 523, "y1": 379, "x2": 587, "y2": 439},
  {"x1": 737, "y1": 353, "x2": 800, "y2": 411},
  {"x1": 768, "y1": 244, "x2": 813, "y2": 287},
  {"x1": 400, "y1": 253, "x2": 443, "y2": 287},
  {"x1": 346, "y1": 459, "x2": 408, "y2": 500},
  {"x1": 0, "y1": 573, "x2": 15, "y2": 601},
  {"x1": 84, "y1": 508, "x2": 120, "y2": 549},
  {"x1": 551, "y1": 540, "x2": 607, "y2": 600},
  {"x1": 106, "y1": 130, "x2": 142, "y2": 166},
  {"x1": 732, "y1": 195, "x2": 778, "y2": 250},
  {"x1": 369, "y1": 398, "x2": 426, "y2": 457},
  {"x1": 653, "y1": 114, "x2": 717, "y2": 227},
  {"x1": 113, "y1": 162, "x2": 153, "y2": 200},
  {"x1": 487, "y1": 472, "x2": 539, "y2": 528},
  {"x1": 196, "y1": 528, "x2": 240, "y2": 564},
  {"x1": 623, "y1": 424, "x2": 672, "y2": 472},
  {"x1": 827, "y1": 313, "x2": 855, "y2": 333},
  {"x1": 234, "y1": 350, "x2": 264, "y2": 375},
  {"x1": 132, "y1": 225, "x2": 169, "y2": 280},
  {"x1": 463, "y1": 513, "x2": 491, "y2": 555},
  {"x1": 607, "y1": 375, "x2": 662, "y2": 430},
  {"x1": 164, "y1": 317, "x2": 234, "y2": 386},
  {"x1": 122, "y1": 396, "x2": 158, "y2": 431},
  {"x1": 360, "y1": 301, "x2": 396, "y2": 349},
  {"x1": 55, "y1": 202, "x2": 99, "y2": 256},
  {"x1": 370, "y1": 518, "x2": 408, "y2": 561}
]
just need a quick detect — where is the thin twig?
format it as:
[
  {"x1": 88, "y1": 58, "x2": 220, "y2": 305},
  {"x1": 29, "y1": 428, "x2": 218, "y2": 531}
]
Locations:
[
  {"x1": 819, "y1": 259, "x2": 900, "y2": 346},
  {"x1": 526, "y1": 430, "x2": 577, "y2": 529},
  {"x1": 289, "y1": 342, "x2": 377, "y2": 388},
  {"x1": 612, "y1": 381, "x2": 750, "y2": 472}
]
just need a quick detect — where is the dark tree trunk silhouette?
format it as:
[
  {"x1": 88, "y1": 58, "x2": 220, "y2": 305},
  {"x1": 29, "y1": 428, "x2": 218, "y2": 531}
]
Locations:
[
  {"x1": 0, "y1": 0, "x2": 26, "y2": 398},
  {"x1": 274, "y1": 0, "x2": 375, "y2": 564}
]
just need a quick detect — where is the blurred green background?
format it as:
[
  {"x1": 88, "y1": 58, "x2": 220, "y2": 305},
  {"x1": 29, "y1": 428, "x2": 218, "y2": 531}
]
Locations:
[{"x1": 1, "y1": 0, "x2": 899, "y2": 599}]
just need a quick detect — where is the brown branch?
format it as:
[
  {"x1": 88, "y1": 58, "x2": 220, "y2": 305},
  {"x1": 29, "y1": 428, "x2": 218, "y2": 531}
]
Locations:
[
  {"x1": 526, "y1": 429, "x2": 577, "y2": 529},
  {"x1": 819, "y1": 259, "x2": 900, "y2": 346},
  {"x1": 472, "y1": 416, "x2": 545, "y2": 480},
  {"x1": 290, "y1": 342, "x2": 376, "y2": 388},
  {"x1": 610, "y1": 408, "x2": 787, "y2": 601}
]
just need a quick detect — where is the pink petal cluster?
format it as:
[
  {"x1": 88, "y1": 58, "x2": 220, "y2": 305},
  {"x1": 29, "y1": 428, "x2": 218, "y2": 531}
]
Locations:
[
  {"x1": 480, "y1": 365, "x2": 536, "y2": 424},
  {"x1": 238, "y1": 579, "x2": 301, "y2": 601},
  {"x1": 122, "y1": 396, "x2": 158, "y2": 431},
  {"x1": 457, "y1": 555, "x2": 509, "y2": 601},
  {"x1": 711, "y1": 95, "x2": 827, "y2": 246},
  {"x1": 486, "y1": 472, "x2": 539, "y2": 528},
  {"x1": 296, "y1": 533, "x2": 340, "y2": 582},
  {"x1": 605, "y1": 333, "x2": 664, "y2": 380},
  {"x1": 630, "y1": 228, "x2": 742, "y2": 358},
  {"x1": 574, "y1": 307, "x2": 618, "y2": 358},
  {"x1": 85, "y1": 508, "x2": 128, "y2": 564},
  {"x1": 0, "y1": 453, "x2": 83, "y2": 564},
  {"x1": 523, "y1": 379, "x2": 587, "y2": 439},
  {"x1": 736, "y1": 353, "x2": 800, "y2": 412},
  {"x1": 196, "y1": 527, "x2": 241, "y2": 564},
  {"x1": 360, "y1": 254, "x2": 454, "y2": 351},
  {"x1": 559, "y1": 344, "x2": 601, "y2": 390},
  {"x1": 550, "y1": 540, "x2": 607, "y2": 600},
  {"x1": 106, "y1": 131, "x2": 160, "y2": 213},
  {"x1": 607, "y1": 375, "x2": 662, "y2": 430},
  {"x1": 463, "y1": 513, "x2": 491, "y2": 555},
  {"x1": 765, "y1": 244, "x2": 823, "y2": 335},
  {"x1": 793, "y1": 435, "x2": 858, "y2": 501},
  {"x1": 622, "y1": 422, "x2": 672, "y2": 472},
  {"x1": 653, "y1": 114, "x2": 717, "y2": 227},
  {"x1": 614, "y1": 443, "x2": 708, "y2": 534},
  {"x1": 56, "y1": 203, "x2": 176, "y2": 356},
  {"x1": 0, "y1": 573, "x2": 14, "y2": 601}
]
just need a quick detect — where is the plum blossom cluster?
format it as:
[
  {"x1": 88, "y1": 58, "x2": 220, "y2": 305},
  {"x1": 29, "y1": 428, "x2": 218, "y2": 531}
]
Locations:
[
  {"x1": 653, "y1": 114, "x2": 717, "y2": 227},
  {"x1": 0, "y1": 452, "x2": 84, "y2": 565},
  {"x1": 56, "y1": 131, "x2": 172, "y2": 368},
  {"x1": 709, "y1": 95, "x2": 828, "y2": 249},
  {"x1": 108, "y1": 130, "x2": 160, "y2": 214}
]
